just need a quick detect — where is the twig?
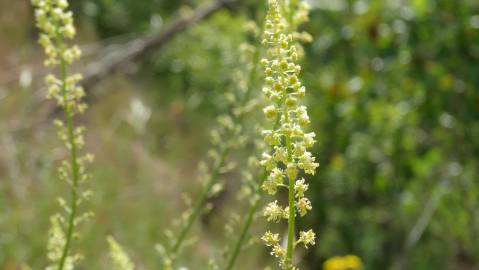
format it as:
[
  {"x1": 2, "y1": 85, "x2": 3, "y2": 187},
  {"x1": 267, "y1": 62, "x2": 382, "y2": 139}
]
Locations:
[{"x1": 391, "y1": 177, "x2": 449, "y2": 270}]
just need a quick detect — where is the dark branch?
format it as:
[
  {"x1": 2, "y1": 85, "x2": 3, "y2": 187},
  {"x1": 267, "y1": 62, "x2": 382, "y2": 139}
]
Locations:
[{"x1": 81, "y1": 0, "x2": 236, "y2": 89}]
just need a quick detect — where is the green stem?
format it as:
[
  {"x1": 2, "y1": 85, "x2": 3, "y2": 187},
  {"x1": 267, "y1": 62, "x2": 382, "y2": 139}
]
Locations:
[
  {"x1": 167, "y1": 43, "x2": 262, "y2": 269},
  {"x1": 285, "y1": 2, "x2": 298, "y2": 267},
  {"x1": 222, "y1": 40, "x2": 267, "y2": 270},
  {"x1": 57, "y1": 54, "x2": 81, "y2": 270},
  {"x1": 225, "y1": 0, "x2": 302, "y2": 265},
  {"x1": 225, "y1": 106, "x2": 293, "y2": 270},
  {"x1": 224, "y1": 171, "x2": 265, "y2": 270},
  {"x1": 169, "y1": 149, "x2": 228, "y2": 259},
  {"x1": 285, "y1": 120, "x2": 295, "y2": 268},
  {"x1": 286, "y1": 166, "x2": 295, "y2": 269},
  {"x1": 225, "y1": 1, "x2": 301, "y2": 268},
  {"x1": 224, "y1": 116, "x2": 280, "y2": 270},
  {"x1": 283, "y1": 79, "x2": 295, "y2": 268}
]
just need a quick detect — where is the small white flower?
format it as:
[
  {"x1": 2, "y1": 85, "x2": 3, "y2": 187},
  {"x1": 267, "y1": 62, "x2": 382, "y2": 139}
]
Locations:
[
  {"x1": 296, "y1": 197, "x2": 312, "y2": 216},
  {"x1": 299, "y1": 229, "x2": 316, "y2": 248},
  {"x1": 263, "y1": 200, "x2": 286, "y2": 222},
  {"x1": 261, "y1": 231, "x2": 280, "y2": 247},
  {"x1": 260, "y1": 0, "x2": 316, "y2": 268},
  {"x1": 294, "y1": 178, "x2": 309, "y2": 198}
]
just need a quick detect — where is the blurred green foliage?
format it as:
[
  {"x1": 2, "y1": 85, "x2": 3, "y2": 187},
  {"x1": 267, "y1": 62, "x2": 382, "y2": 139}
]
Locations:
[
  {"x1": 301, "y1": 0, "x2": 479, "y2": 269},
  {"x1": 1, "y1": 0, "x2": 479, "y2": 269}
]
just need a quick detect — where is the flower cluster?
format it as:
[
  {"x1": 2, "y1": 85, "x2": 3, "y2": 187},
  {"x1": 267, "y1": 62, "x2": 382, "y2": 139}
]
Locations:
[
  {"x1": 32, "y1": 0, "x2": 92, "y2": 269},
  {"x1": 259, "y1": 0, "x2": 317, "y2": 269},
  {"x1": 32, "y1": 0, "x2": 86, "y2": 114},
  {"x1": 261, "y1": 231, "x2": 285, "y2": 259},
  {"x1": 107, "y1": 236, "x2": 135, "y2": 270},
  {"x1": 45, "y1": 215, "x2": 80, "y2": 270},
  {"x1": 32, "y1": 0, "x2": 80, "y2": 66}
]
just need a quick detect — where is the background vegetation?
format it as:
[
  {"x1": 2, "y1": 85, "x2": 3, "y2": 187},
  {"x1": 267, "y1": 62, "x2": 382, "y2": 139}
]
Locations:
[{"x1": 1, "y1": 0, "x2": 478, "y2": 269}]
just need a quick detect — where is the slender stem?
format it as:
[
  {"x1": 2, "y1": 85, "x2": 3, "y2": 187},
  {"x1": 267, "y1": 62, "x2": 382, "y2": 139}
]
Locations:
[
  {"x1": 224, "y1": 196, "x2": 261, "y2": 270},
  {"x1": 225, "y1": 116, "x2": 280, "y2": 270},
  {"x1": 284, "y1": 107, "x2": 295, "y2": 268},
  {"x1": 57, "y1": 50, "x2": 81, "y2": 270},
  {"x1": 167, "y1": 42, "x2": 261, "y2": 269},
  {"x1": 222, "y1": 40, "x2": 267, "y2": 270},
  {"x1": 169, "y1": 150, "x2": 228, "y2": 257},
  {"x1": 227, "y1": 1, "x2": 301, "y2": 268},
  {"x1": 226, "y1": 6, "x2": 297, "y2": 265},
  {"x1": 286, "y1": 167, "x2": 295, "y2": 268},
  {"x1": 224, "y1": 171, "x2": 265, "y2": 270},
  {"x1": 285, "y1": 2, "x2": 297, "y2": 267},
  {"x1": 226, "y1": 96, "x2": 294, "y2": 270}
]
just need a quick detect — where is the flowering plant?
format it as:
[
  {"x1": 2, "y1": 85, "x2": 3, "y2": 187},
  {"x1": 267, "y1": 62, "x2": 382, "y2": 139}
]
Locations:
[
  {"x1": 259, "y1": 1, "x2": 318, "y2": 269},
  {"x1": 32, "y1": 0, "x2": 93, "y2": 269}
]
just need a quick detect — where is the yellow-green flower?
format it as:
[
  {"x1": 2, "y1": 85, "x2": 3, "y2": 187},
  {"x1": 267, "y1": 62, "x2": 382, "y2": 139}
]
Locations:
[
  {"x1": 259, "y1": 0, "x2": 316, "y2": 269},
  {"x1": 32, "y1": 0, "x2": 93, "y2": 269}
]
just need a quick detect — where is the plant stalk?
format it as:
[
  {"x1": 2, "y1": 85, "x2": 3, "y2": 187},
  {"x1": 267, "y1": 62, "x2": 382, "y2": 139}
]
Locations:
[
  {"x1": 284, "y1": 109, "x2": 295, "y2": 268},
  {"x1": 169, "y1": 150, "x2": 228, "y2": 257},
  {"x1": 57, "y1": 48, "x2": 81, "y2": 270},
  {"x1": 168, "y1": 40, "x2": 261, "y2": 269},
  {"x1": 224, "y1": 171, "x2": 265, "y2": 270},
  {"x1": 224, "y1": 116, "x2": 280, "y2": 270}
]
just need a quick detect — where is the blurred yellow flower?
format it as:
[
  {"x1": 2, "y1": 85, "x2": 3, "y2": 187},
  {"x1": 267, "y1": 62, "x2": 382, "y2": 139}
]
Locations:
[{"x1": 323, "y1": 255, "x2": 364, "y2": 270}]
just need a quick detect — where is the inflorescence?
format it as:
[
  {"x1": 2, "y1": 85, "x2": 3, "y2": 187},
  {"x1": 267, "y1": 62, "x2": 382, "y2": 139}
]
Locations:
[
  {"x1": 30, "y1": 0, "x2": 318, "y2": 269},
  {"x1": 259, "y1": 0, "x2": 318, "y2": 269},
  {"x1": 32, "y1": 0, "x2": 93, "y2": 269},
  {"x1": 107, "y1": 236, "x2": 135, "y2": 270}
]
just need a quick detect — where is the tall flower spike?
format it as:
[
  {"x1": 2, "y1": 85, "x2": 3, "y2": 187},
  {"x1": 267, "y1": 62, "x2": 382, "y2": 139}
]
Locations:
[
  {"x1": 260, "y1": 0, "x2": 317, "y2": 269},
  {"x1": 31, "y1": 0, "x2": 93, "y2": 269}
]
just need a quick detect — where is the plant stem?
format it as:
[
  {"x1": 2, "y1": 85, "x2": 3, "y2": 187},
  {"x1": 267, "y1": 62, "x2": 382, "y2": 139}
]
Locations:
[
  {"x1": 225, "y1": 116, "x2": 280, "y2": 270},
  {"x1": 226, "y1": 100, "x2": 294, "y2": 270},
  {"x1": 167, "y1": 42, "x2": 261, "y2": 269},
  {"x1": 282, "y1": 77, "x2": 295, "y2": 268},
  {"x1": 227, "y1": 1, "x2": 301, "y2": 269},
  {"x1": 285, "y1": 2, "x2": 298, "y2": 266},
  {"x1": 169, "y1": 149, "x2": 228, "y2": 257},
  {"x1": 286, "y1": 166, "x2": 295, "y2": 269},
  {"x1": 224, "y1": 171, "x2": 265, "y2": 270},
  {"x1": 284, "y1": 119, "x2": 295, "y2": 268},
  {"x1": 57, "y1": 51, "x2": 81, "y2": 270},
  {"x1": 222, "y1": 42, "x2": 267, "y2": 270}
]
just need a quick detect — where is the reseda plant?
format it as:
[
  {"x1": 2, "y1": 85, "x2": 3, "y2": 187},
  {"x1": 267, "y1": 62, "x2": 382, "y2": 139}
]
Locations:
[
  {"x1": 259, "y1": 0, "x2": 318, "y2": 269},
  {"x1": 212, "y1": 22, "x2": 265, "y2": 270},
  {"x1": 223, "y1": 2, "x2": 313, "y2": 268},
  {"x1": 157, "y1": 24, "x2": 258, "y2": 270},
  {"x1": 31, "y1": 0, "x2": 93, "y2": 269},
  {"x1": 28, "y1": 0, "x2": 317, "y2": 269}
]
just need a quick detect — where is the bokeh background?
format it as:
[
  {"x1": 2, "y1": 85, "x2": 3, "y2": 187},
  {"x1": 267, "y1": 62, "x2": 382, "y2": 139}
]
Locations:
[{"x1": 1, "y1": 0, "x2": 479, "y2": 269}]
